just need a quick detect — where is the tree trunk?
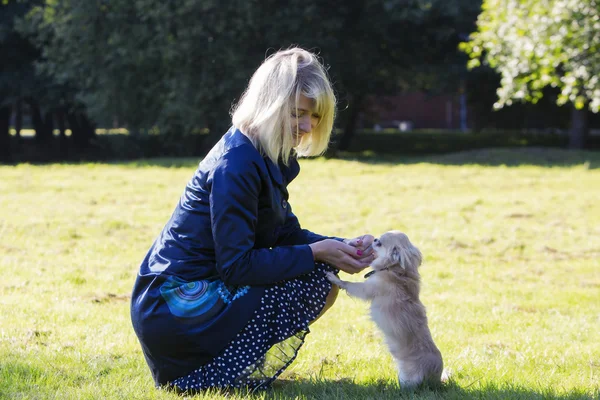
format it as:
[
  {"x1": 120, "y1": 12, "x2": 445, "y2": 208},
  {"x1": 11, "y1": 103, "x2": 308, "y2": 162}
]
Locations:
[
  {"x1": 15, "y1": 99, "x2": 23, "y2": 139},
  {"x1": 80, "y1": 112, "x2": 96, "y2": 142},
  {"x1": 43, "y1": 110, "x2": 55, "y2": 139},
  {"x1": 56, "y1": 107, "x2": 67, "y2": 138},
  {"x1": 28, "y1": 99, "x2": 53, "y2": 143},
  {"x1": 67, "y1": 110, "x2": 96, "y2": 149},
  {"x1": 56, "y1": 107, "x2": 68, "y2": 158},
  {"x1": 335, "y1": 93, "x2": 365, "y2": 152},
  {"x1": 568, "y1": 106, "x2": 589, "y2": 149},
  {"x1": 0, "y1": 106, "x2": 11, "y2": 163},
  {"x1": 67, "y1": 110, "x2": 84, "y2": 148}
]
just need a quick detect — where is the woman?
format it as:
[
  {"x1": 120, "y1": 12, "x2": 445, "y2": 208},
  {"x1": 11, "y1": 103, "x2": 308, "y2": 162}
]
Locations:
[{"x1": 130, "y1": 47, "x2": 375, "y2": 392}]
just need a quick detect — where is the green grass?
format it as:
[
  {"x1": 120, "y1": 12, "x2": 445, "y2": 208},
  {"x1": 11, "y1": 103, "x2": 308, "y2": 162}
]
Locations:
[{"x1": 1, "y1": 148, "x2": 599, "y2": 399}]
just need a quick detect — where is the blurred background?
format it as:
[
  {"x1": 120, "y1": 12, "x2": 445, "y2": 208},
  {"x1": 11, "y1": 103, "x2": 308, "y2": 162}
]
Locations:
[{"x1": 1, "y1": 0, "x2": 599, "y2": 163}]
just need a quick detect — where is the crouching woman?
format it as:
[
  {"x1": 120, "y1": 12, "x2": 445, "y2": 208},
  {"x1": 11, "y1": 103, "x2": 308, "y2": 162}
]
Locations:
[{"x1": 130, "y1": 47, "x2": 374, "y2": 392}]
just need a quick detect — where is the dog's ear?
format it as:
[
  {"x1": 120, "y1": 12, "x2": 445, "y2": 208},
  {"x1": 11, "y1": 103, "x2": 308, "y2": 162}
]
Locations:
[
  {"x1": 405, "y1": 244, "x2": 423, "y2": 270},
  {"x1": 390, "y1": 246, "x2": 405, "y2": 269},
  {"x1": 393, "y1": 244, "x2": 423, "y2": 270}
]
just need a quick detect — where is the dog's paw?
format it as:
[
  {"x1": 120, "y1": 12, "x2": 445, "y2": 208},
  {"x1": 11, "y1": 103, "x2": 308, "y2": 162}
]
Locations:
[
  {"x1": 441, "y1": 368, "x2": 451, "y2": 383},
  {"x1": 325, "y1": 271, "x2": 341, "y2": 285}
]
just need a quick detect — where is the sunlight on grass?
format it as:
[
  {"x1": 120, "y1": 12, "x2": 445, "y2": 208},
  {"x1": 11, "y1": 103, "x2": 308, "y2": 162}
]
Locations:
[{"x1": 1, "y1": 149, "x2": 599, "y2": 399}]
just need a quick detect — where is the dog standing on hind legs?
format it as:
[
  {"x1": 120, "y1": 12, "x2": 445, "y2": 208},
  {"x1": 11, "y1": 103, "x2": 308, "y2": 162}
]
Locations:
[{"x1": 326, "y1": 231, "x2": 445, "y2": 390}]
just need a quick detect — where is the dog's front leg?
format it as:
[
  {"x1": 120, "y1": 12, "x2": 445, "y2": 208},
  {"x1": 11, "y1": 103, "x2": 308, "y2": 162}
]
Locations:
[
  {"x1": 325, "y1": 271, "x2": 348, "y2": 289},
  {"x1": 325, "y1": 272, "x2": 376, "y2": 301}
]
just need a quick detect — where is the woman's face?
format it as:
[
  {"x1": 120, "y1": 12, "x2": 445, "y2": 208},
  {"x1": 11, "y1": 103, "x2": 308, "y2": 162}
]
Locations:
[{"x1": 291, "y1": 95, "x2": 320, "y2": 145}]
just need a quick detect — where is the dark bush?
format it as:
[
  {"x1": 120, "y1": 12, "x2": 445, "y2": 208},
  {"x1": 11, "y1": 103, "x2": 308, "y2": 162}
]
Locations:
[
  {"x1": 4, "y1": 129, "x2": 599, "y2": 164},
  {"x1": 338, "y1": 130, "x2": 600, "y2": 155}
]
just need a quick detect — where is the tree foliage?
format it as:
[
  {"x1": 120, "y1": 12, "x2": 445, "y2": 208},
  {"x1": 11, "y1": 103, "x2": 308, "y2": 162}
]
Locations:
[
  {"x1": 9, "y1": 0, "x2": 480, "y2": 155},
  {"x1": 296, "y1": 0, "x2": 481, "y2": 149},
  {"x1": 0, "y1": 0, "x2": 47, "y2": 114},
  {"x1": 1, "y1": 0, "x2": 42, "y2": 161},
  {"x1": 461, "y1": 0, "x2": 600, "y2": 113}
]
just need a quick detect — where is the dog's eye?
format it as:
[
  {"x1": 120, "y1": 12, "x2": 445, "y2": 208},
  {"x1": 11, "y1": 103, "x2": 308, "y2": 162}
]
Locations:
[{"x1": 375, "y1": 242, "x2": 382, "y2": 247}]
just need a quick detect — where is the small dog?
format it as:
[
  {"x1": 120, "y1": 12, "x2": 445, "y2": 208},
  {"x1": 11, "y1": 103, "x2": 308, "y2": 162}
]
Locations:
[{"x1": 326, "y1": 231, "x2": 444, "y2": 390}]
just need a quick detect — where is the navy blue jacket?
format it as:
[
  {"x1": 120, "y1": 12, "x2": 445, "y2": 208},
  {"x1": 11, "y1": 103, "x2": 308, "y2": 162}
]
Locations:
[{"x1": 131, "y1": 127, "x2": 339, "y2": 385}]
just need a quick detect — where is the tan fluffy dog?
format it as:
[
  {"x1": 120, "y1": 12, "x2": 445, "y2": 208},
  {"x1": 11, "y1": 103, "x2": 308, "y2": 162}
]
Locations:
[{"x1": 326, "y1": 231, "x2": 444, "y2": 389}]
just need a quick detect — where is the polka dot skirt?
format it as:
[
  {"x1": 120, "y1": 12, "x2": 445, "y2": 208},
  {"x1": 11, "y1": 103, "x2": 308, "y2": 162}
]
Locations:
[{"x1": 170, "y1": 263, "x2": 337, "y2": 392}]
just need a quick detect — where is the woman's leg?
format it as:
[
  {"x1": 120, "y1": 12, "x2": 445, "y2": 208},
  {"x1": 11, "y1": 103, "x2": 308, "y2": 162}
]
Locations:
[{"x1": 310, "y1": 285, "x2": 339, "y2": 325}]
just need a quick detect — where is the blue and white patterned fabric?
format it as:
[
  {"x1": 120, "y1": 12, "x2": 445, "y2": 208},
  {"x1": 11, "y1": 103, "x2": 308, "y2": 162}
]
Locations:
[
  {"x1": 160, "y1": 276, "x2": 249, "y2": 324},
  {"x1": 170, "y1": 263, "x2": 337, "y2": 392}
]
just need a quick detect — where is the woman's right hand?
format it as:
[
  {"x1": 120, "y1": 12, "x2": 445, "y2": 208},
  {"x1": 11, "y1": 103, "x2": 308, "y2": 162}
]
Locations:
[{"x1": 309, "y1": 239, "x2": 373, "y2": 274}]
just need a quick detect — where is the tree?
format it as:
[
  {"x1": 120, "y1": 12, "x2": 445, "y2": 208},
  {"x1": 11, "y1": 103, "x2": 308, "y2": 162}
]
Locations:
[
  {"x1": 461, "y1": 0, "x2": 600, "y2": 149},
  {"x1": 0, "y1": 0, "x2": 40, "y2": 162},
  {"x1": 21, "y1": 1, "x2": 163, "y2": 138},
  {"x1": 18, "y1": 0, "x2": 482, "y2": 157},
  {"x1": 293, "y1": 0, "x2": 482, "y2": 151},
  {"x1": 1, "y1": 0, "x2": 99, "y2": 162},
  {"x1": 21, "y1": 0, "x2": 268, "y2": 151}
]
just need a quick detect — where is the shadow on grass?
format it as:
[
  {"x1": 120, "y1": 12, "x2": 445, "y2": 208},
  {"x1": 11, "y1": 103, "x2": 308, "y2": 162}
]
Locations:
[
  {"x1": 5, "y1": 147, "x2": 599, "y2": 169},
  {"x1": 4, "y1": 129, "x2": 600, "y2": 168},
  {"x1": 1, "y1": 361, "x2": 596, "y2": 400},
  {"x1": 260, "y1": 377, "x2": 597, "y2": 400},
  {"x1": 174, "y1": 378, "x2": 597, "y2": 400},
  {"x1": 68, "y1": 147, "x2": 600, "y2": 169},
  {"x1": 331, "y1": 147, "x2": 600, "y2": 169}
]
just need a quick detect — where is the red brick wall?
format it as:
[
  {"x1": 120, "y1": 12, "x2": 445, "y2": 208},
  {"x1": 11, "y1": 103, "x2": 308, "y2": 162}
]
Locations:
[{"x1": 366, "y1": 93, "x2": 462, "y2": 130}]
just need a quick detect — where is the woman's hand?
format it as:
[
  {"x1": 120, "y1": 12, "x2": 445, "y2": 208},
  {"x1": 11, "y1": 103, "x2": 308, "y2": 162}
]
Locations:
[
  {"x1": 309, "y1": 239, "x2": 373, "y2": 274},
  {"x1": 343, "y1": 234, "x2": 375, "y2": 261}
]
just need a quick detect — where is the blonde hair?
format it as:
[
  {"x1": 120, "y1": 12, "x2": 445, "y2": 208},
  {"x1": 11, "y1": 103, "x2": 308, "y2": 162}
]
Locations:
[{"x1": 231, "y1": 47, "x2": 336, "y2": 165}]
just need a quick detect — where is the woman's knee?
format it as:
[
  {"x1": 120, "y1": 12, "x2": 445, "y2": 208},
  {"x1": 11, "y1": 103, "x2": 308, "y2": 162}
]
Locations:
[
  {"x1": 311, "y1": 285, "x2": 339, "y2": 325},
  {"x1": 325, "y1": 285, "x2": 339, "y2": 309}
]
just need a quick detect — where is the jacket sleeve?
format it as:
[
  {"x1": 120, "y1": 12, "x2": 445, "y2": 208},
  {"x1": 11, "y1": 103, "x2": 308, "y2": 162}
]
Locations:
[
  {"x1": 275, "y1": 203, "x2": 344, "y2": 245},
  {"x1": 209, "y1": 149, "x2": 316, "y2": 286}
]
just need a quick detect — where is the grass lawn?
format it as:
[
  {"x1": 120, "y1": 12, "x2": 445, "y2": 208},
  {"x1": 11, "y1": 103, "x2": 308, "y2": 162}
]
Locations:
[{"x1": 0, "y1": 148, "x2": 598, "y2": 399}]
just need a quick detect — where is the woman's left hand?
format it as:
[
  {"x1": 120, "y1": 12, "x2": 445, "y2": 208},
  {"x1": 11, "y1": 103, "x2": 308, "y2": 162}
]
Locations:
[{"x1": 344, "y1": 234, "x2": 375, "y2": 260}]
